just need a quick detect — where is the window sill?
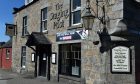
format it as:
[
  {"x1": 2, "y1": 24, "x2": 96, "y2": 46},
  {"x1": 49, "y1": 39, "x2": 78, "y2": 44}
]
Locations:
[
  {"x1": 59, "y1": 74, "x2": 81, "y2": 82},
  {"x1": 68, "y1": 23, "x2": 83, "y2": 30}
]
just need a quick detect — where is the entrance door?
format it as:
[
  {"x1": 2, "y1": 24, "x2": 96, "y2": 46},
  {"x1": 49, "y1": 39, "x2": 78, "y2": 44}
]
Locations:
[
  {"x1": 37, "y1": 45, "x2": 51, "y2": 79},
  {"x1": 39, "y1": 52, "x2": 47, "y2": 77}
]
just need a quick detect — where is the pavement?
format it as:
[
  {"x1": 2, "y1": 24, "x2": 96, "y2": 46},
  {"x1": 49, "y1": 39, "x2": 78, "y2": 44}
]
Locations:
[{"x1": 0, "y1": 69, "x2": 65, "y2": 84}]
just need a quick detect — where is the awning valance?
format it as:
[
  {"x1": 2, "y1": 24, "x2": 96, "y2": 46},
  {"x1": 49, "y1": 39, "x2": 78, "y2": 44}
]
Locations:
[{"x1": 26, "y1": 32, "x2": 51, "y2": 46}]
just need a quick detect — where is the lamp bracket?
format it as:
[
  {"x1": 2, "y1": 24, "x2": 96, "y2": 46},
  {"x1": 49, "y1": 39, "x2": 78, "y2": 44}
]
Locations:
[{"x1": 89, "y1": 0, "x2": 106, "y2": 25}]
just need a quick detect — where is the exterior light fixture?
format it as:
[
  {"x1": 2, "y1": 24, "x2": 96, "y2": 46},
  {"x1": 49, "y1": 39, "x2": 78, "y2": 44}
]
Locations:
[
  {"x1": 82, "y1": 0, "x2": 106, "y2": 30},
  {"x1": 82, "y1": 0, "x2": 95, "y2": 30},
  {"x1": 82, "y1": 0, "x2": 106, "y2": 45}
]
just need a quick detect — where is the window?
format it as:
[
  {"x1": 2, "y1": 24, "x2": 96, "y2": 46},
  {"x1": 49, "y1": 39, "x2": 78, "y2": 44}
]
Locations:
[
  {"x1": 59, "y1": 43, "x2": 81, "y2": 77},
  {"x1": 6, "y1": 49, "x2": 10, "y2": 59},
  {"x1": 22, "y1": 16, "x2": 28, "y2": 36},
  {"x1": 21, "y1": 46, "x2": 26, "y2": 68},
  {"x1": 41, "y1": 7, "x2": 48, "y2": 32},
  {"x1": 71, "y1": 0, "x2": 81, "y2": 25}
]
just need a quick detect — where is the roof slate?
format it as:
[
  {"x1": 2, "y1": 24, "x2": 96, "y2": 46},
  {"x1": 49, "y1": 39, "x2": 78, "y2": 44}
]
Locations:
[
  {"x1": 13, "y1": 0, "x2": 39, "y2": 14},
  {"x1": 0, "y1": 42, "x2": 5, "y2": 48},
  {"x1": 26, "y1": 32, "x2": 51, "y2": 46},
  {"x1": 2, "y1": 39, "x2": 12, "y2": 48}
]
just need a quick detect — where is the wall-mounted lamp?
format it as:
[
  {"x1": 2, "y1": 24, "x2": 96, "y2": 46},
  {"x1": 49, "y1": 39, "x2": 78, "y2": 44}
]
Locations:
[
  {"x1": 82, "y1": 0, "x2": 107, "y2": 45},
  {"x1": 82, "y1": 0, "x2": 106, "y2": 30},
  {"x1": 82, "y1": 0, "x2": 95, "y2": 30}
]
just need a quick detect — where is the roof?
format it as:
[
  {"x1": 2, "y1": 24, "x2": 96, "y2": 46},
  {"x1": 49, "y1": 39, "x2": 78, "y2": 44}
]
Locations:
[
  {"x1": 13, "y1": 0, "x2": 39, "y2": 14},
  {"x1": 2, "y1": 39, "x2": 12, "y2": 48},
  {"x1": 26, "y1": 32, "x2": 51, "y2": 46},
  {"x1": 0, "y1": 42, "x2": 5, "y2": 48}
]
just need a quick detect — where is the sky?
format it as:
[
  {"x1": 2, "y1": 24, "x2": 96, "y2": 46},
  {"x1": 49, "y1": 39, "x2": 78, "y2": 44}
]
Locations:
[{"x1": 0, "y1": 0, "x2": 24, "y2": 42}]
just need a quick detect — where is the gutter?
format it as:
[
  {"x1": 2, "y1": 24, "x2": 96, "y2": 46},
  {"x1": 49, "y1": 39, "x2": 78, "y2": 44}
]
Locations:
[{"x1": 13, "y1": 0, "x2": 39, "y2": 14}]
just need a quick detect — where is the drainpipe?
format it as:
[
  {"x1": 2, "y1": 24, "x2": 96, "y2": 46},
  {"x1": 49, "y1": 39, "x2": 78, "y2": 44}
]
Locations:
[
  {"x1": 0, "y1": 48, "x2": 3, "y2": 68},
  {"x1": 0, "y1": 49, "x2": 1, "y2": 68}
]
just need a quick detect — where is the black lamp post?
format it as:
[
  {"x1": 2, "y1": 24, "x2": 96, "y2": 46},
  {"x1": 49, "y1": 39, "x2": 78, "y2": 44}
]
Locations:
[{"x1": 82, "y1": 0, "x2": 95, "y2": 30}]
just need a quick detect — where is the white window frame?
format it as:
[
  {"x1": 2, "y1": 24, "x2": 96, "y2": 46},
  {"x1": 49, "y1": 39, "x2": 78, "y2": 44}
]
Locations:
[
  {"x1": 22, "y1": 16, "x2": 28, "y2": 36},
  {"x1": 21, "y1": 46, "x2": 26, "y2": 68},
  {"x1": 6, "y1": 49, "x2": 10, "y2": 59},
  {"x1": 41, "y1": 7, "x2": 48, "y2": 32},
  {"x1": 71, "y1": 0, "x2": 81, "y2": 26}
]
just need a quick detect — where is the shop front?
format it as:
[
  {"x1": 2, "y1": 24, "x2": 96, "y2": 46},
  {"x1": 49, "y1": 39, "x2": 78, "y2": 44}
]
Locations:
[
  {"x1": 59, "y1": 43, "x2": 81, "y2": 77},
  {"x1": 56, "y1": 29, "x2": 88, "y2": 83}
]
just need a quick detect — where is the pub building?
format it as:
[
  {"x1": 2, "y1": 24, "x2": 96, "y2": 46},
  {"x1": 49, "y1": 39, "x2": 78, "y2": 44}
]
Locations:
[{"x1": 8, "y1": 0, "x2": 140, "y2": 83}]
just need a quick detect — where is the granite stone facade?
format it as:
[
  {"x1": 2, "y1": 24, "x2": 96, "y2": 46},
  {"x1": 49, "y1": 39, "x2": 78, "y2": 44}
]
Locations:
[{"x1": 12, "y1": 0, "x2": 140, "y2": 84}]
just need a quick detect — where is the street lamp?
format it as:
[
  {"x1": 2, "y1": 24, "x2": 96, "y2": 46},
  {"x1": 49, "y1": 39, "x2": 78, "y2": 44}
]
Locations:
[{"x1": 82, "y1": 0, "x2": 95, "y2": 30}]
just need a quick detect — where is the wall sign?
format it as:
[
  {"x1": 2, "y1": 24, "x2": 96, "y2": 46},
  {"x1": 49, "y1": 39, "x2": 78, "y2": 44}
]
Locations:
[
  {"x1": 111, "y1": 46, "x2": 130, "y2": 73},
  {"x1": 56, "y1": 30, "x2": 88, "y2": 41},
  {"x1": 72, "y1": 66, "x2": 79, "y2": 76},
  {"x1": 50, "y1": 3, "x2": 69, "y2": 29},
  {"x1": 52, "y1": 53, "x2": 57, "y2": 64},
  {"x1": 31, "y1": 53, "x2": 35, "y2": 62}
]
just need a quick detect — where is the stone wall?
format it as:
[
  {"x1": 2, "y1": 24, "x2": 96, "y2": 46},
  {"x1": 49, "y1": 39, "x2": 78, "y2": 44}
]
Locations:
[
  {"x1": 12, "y1": 0, "x2": 70, "y2": 77},
  {"x1": 12, "y1": 0, "x2": 42, "y2": 73},
  {"x1": 12, "y1": 0, "x2": 137, "y2": 84},
  {"x1": 81, "y1": 0, "x2": 136, "y2": 84}
]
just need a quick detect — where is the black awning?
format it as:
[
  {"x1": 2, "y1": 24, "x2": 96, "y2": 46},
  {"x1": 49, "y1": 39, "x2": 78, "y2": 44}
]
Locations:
[{"x1": 26, "y1": 32, "x2": 51, "y2": 46}]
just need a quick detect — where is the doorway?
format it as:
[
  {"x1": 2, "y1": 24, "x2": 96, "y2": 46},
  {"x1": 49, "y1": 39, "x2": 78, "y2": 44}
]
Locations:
[
  {"x1": 39, "y1": 52, "x2": 47, "y2": 76},
  {"x1": 37, "y1": 45, "x2": 51, "y2": 79}
]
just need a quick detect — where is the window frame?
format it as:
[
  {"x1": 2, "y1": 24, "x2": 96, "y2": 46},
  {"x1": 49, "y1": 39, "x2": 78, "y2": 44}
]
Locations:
[
  {"x1": 71, "y1": 0, "x2": 81, "y2": 26},
  {"x1": 41, "y1": 7, "x2": 48, "y2": 32},
  {"x1": 22, "y1": 16, "x2": 28, "y2": 36},
  {"x1": 59, "y1": 43, "x2": 81, "y2": 77},
  {"x1": 21, "y1": 46, "x2": 26, "y2": 68},
  {"x1": 6, "y1": 49, "x2": 10, "y2": 59}
]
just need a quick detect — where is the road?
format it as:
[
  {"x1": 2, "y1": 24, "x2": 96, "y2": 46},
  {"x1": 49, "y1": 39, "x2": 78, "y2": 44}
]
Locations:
[
  {"x1": 0, "y1": 69, "x2": 17, "y2": 84},
  {"x1": 0, "y1": 69, "x2": 65, "y2": 84},
  {"x1": 0, "y1": 74, "x2": 7, "y2": 84}
]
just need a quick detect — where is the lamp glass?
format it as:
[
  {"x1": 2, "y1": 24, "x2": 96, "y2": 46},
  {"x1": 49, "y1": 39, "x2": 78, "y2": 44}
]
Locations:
[
  {"x1": 82, "y1": 15, "x2": 95, "y2": 30},
  {"x1": 82, "y1": 0, "x2": 95, "y2": 30}
]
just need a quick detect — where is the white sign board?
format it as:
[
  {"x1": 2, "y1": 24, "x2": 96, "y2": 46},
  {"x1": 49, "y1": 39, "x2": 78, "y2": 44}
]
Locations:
[
  {"x1": 72, "y1": 66, "x2": 79, "y2": 76},
  {"x1": 112, "y1": 46, "x2": 130, "y2": 72},
  {"x1": 31, "y1": 53, "x2": 35, "y2": 62},
  {"x1": 52, "y1": 54, "x2": 56, "y2": 63},
  {"x1": 52, "y1": 53, "x2": 57, "y2": 64}
]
